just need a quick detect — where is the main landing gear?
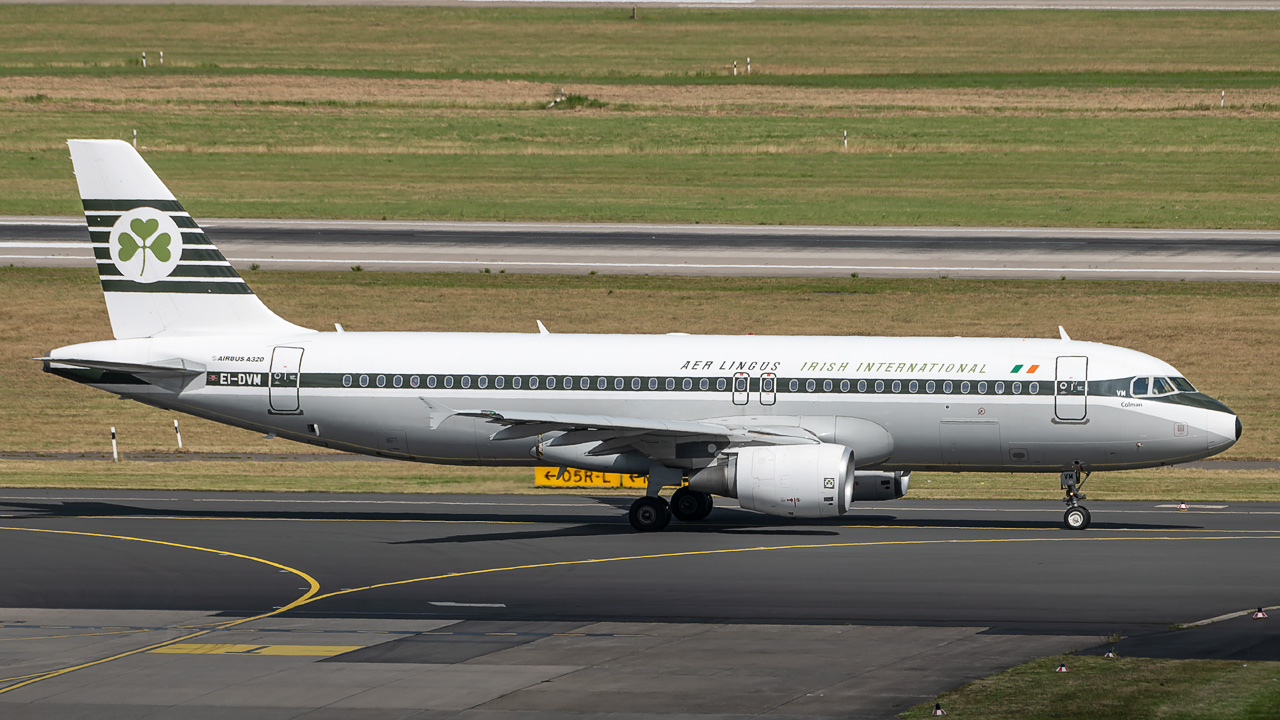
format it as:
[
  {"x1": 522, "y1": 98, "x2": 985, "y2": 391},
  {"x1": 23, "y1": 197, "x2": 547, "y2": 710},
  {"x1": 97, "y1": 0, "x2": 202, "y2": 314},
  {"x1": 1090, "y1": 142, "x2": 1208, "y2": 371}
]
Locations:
[
  {"x1": 628, "y1": 488, "x2": 714, "y2": 532},
  {"x1": 1061, "y1": 463, "x2": 1092, "y2": 530}
]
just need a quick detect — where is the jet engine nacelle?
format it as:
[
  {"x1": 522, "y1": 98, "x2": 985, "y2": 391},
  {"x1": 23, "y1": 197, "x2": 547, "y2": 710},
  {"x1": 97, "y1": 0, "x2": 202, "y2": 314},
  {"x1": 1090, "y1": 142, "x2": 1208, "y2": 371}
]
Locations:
[{"x1": 690, "y1": 443, "x2": 854, "y2": 519}]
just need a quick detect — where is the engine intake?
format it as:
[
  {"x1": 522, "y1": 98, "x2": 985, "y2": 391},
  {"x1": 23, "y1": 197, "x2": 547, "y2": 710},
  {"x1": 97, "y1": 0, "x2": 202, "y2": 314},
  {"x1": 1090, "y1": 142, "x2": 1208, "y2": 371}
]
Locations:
[{"x1": 690, "y1": 443, "x2": 854, "y2": 519}]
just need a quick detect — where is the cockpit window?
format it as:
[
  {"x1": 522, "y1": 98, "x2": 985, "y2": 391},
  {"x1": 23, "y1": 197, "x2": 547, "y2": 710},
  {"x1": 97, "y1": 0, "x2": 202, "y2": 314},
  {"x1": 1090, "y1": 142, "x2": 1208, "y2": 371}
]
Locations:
[
  {"x1": 1152, "y1": 377, "x2": 1175, "y2": 395},
  {"x1": 1131, "y1": 377, "x2": 1149, "y2": 396},
  {"x1": 1171, "y1": 377, "x2": 1196, "y2": 393}
]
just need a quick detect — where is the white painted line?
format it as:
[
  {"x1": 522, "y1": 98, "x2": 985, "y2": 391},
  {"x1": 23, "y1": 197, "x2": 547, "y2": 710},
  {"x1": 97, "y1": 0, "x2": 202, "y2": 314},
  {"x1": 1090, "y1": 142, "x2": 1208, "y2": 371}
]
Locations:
[
  {"x1": 231, "y1": 257, "x2": 1280, "y2": 275},
  {"x1": 0, "y1": 495, "x2": 601, "y2": 508},
  {"x1": 429, "y1": 601, "x2": 507, "y2": 608},
  {"x1": 1188, "y1": 604, "x2": 1280, "y2": 628},
  {"x1": 1154, "y1": 504, "x2": 1229, "y2": 509},
  {"x1": 0, "y1": 242, "x2": 93, "y2": 248}
]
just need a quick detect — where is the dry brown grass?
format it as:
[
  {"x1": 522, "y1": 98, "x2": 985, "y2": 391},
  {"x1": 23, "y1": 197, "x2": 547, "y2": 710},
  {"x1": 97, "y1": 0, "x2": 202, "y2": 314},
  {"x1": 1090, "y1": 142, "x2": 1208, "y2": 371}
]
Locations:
[{"x1": 6, "y1": 75, "x2": 1279, "y2": 114}]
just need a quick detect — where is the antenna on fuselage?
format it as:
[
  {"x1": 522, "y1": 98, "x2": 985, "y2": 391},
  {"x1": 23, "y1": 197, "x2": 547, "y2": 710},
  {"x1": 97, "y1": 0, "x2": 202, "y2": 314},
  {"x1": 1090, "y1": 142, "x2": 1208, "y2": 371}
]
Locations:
[{"x1": 1059, "y1": 326, "x2": 1071, "y2": 341}]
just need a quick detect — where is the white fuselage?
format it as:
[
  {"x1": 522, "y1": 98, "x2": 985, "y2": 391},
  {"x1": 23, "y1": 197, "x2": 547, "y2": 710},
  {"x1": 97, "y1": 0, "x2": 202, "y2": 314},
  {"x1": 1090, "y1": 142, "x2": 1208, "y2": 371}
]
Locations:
[{"x1": 49, "y1": 332, "x2": 1240, "y2": 473}]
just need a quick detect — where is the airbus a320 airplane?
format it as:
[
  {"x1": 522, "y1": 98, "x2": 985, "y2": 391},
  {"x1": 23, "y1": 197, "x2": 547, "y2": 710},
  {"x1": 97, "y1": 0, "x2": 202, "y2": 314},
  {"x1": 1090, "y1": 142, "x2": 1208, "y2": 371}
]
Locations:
[{"x1": 43, "y1": 140, "x2": 1242, "y2": 531}]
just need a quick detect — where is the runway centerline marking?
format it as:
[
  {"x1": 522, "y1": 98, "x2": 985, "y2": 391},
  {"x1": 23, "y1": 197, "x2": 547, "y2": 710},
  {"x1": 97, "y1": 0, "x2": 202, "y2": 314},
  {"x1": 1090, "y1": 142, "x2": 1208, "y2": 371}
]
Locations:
[{"x1": 0, "y1": 526, "x2": 319, "y2": 696}]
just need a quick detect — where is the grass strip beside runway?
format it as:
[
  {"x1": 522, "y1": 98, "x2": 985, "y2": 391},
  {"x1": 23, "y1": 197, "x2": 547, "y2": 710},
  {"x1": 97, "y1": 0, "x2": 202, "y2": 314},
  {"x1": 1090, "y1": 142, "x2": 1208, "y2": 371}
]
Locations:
[
  {"x1": 901, "y1": 655, "x2": 1280, "y2": 720},
  {"x1": 4, "y1": 7, "x2": 1280, "y2": 227}
]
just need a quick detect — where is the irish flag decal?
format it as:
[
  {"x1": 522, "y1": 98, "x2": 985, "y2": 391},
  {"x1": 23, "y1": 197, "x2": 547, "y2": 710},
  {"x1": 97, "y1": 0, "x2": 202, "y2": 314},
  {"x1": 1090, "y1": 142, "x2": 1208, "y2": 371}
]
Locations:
[{"x1": 1010, "y1": 364, "x2": 1040, "y2": 373}]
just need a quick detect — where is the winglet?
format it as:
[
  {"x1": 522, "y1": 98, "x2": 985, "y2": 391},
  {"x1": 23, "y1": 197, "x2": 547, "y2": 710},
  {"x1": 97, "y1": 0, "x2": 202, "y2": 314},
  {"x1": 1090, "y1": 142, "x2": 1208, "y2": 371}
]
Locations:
[
  {"x1": 536, "y1": 320, "x2": 550, "y2": 335},
  {"x1": 1059, "y1": 325, "x2": 1071, "y2": 341}
]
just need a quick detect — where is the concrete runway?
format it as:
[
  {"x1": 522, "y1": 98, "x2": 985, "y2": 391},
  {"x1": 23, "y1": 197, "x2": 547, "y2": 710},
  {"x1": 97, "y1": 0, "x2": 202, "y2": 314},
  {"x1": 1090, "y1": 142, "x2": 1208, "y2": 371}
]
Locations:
[
  {"x1": 0, "y1": 491, "x2": 1276, "y2": 717},
  {"x1": 6, "y1": 0, "x2": 1279, "y2": 8},
  {"x1": 6, "y1": 217, "x2": 1280, "y2": 280}
]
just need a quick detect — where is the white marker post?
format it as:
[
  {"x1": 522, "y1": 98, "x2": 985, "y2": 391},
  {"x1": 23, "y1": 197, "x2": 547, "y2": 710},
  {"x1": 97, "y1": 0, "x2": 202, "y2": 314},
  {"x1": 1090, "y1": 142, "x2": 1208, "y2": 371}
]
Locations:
[
  {"x1": 110, "y1": 427, "x2": 119, "y2": 462},
  {"x1": 160, "y1": 51, "x2": 164, "y2": 66},
  {"x1": 142, "y1": 51, "x2": 146, "y2": 69},
  {"x1": 133, "y1": 129, "x2": 137, "y2": 148},
  {"x1": 174, "y1": 419, "x2": 183, "y2": 450},
  {"x1": 1221, "y1": 90, "x2": 1226, "y2": 108},
  {"x1": 844, "y1": 130, "x2": 848, "y2": 149},
  {"x1": 733, "y1": 61, "x2": 737, "y2": 77},
  {"x1": 747, "y1": 57, "x2": 751, "y2": 75}
]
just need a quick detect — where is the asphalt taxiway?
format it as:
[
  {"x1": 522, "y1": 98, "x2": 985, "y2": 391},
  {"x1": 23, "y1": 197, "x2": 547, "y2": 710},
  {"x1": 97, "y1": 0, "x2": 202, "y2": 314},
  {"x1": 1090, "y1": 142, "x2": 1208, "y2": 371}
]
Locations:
[
  {"x1": 5, "y1": 217, "x2": 1280, "y2": 280},
  {"x1": 0, "y1": 491, "x2": 1276, "y2": 718}
]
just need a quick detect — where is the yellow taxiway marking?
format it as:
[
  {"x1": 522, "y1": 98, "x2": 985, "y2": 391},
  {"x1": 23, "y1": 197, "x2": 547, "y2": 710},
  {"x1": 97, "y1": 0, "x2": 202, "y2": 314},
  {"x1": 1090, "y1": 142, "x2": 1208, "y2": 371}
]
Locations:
[
  {"x1": 0, "y1": 526, "x2": 319, "y2": 695},
  {"x1": 150, "y1": 643, "x2": 360, "y2": 657},
  {"x1": 3, "y1": 524, "x2": 1279, "y2": 695}
]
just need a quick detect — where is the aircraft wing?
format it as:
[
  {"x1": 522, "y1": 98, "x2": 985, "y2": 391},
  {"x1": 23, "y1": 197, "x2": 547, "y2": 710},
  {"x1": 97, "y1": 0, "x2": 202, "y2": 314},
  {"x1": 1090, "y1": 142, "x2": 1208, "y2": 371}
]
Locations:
[{"x1": 418, "y1": 399, "x2": 819, "y2": 464}]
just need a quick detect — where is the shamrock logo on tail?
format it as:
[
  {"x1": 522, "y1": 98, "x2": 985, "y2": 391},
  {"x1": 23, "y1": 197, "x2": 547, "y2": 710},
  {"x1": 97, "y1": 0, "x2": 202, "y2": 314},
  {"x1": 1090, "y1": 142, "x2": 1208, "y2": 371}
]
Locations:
[{"x1": 117, "y1": 218, "x2": 172, "y2": 274}]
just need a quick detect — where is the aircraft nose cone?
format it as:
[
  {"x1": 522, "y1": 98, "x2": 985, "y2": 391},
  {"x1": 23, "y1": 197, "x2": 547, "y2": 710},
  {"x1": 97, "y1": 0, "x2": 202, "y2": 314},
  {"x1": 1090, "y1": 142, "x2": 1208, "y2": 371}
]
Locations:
[{"x1": 1206, "y1": 410, "x2": 1239, "y2": 454}]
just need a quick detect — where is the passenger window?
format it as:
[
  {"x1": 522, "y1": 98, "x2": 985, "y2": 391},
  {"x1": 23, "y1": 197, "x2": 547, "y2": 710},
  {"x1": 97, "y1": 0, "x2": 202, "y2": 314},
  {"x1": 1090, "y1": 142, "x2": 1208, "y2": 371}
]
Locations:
[
  {"x1": 649, "y1": 378, "x2": 659, "y2": 390},
  {"x1": 1012, "y1": 381, "x2": 1021, "y2": 394},
  {"x1": 443, "y1": 376, "x2": 454, "y2": 389},
  {"x1": 632, "y1": 377, "x2": 641, "y2": 390},
  {"x1": 342, "y1": 374, "x2": 352, "y2": 387},
  {"x1": 615, "y1": 378, "x2": 624, "y2": 390},
  {"x1": 909, "y1": 380, "x2": 919, "y2": 393},
  {"x1": 890, "y1": 380, "x2": 901, "y2": 392},
  {"x1": 858, "y1": 380, "x2": 867, "y2": 392},
  {"x1": 926, "y1": 380, "x2": 936, "y2": 393},
  {"x1": 961, "y1": 381, "x2": 970, "y2": 394},
  {"x1": 564, "y1": 376, "x2": 573, "y2": 388},
  {"x1": 874, "y1": 380, "x2": 885, "y2": 393},
  {"x1": 529, "y1": 376, "x2": 539, "y2": 389},
  {"x1": 789, "y1": 379, "x2": 799, "y2": 392},
  {"x1": 666, "y1": 378, "x2": 676, "y2": 390},
  {"x1": 1029, "y1": 382, "x2": 1039, "y2": 394},
  {"x1": 1132, "y1": 377, "x2": 1149, "y2": 396},
  {"x1": 840, "y1": 380, "x2": 850, "y2": 392},
  {"x1": 580, "y1": 377, "x2": 590, "y2": 390},
  {"x1": 736, "y1": 376, "x2": 748, "y2": 392},
  {"x1": 460, "y1": 376, "x2": 470, "y2": 389},
  {"x1": 977, "y1": 382, "x2": 987, "y2": 394},
  {"x1": 477, "y1": 376, "x2": 487, "y2": 389},
  {"x1": 598, "y1": 377, "x2": 607, "y2": 390},
  {"x1": 377, "y1": 375, "x2": 387, "y2": 388},
  {"x1": 716, "y1": 378, "x2": 727, "y2": 391},
  {"x1": 393, "y1": 375, "x2": 403, "y2": 388},
  {"x1": 699, "y1": 378, "x2": 709, "y2": 391},
  {"x1": 546, "y1": 377, "x2": 556, "y2": 389},
  {"x1": 943, "y1": 381, "x2": 953, "y2": 393},
  {"x1": 410, "y1": 375, "x2": 420, "y2": 388},
  {"x1": 823, "y1": 379, "x2": 833, "y2": 392},
  {"x1": 495, "y1": 376, "x2": 504, "y2": 389},
  {"x1": 995, "y1": 382, "x2": 1004, "y2": 394},
  {"x1": 683, "y1": 378, "x2": 693, "y2": 391},
  {"x1": 427, "y1": 375, "x2": 437, "y2": 388}
]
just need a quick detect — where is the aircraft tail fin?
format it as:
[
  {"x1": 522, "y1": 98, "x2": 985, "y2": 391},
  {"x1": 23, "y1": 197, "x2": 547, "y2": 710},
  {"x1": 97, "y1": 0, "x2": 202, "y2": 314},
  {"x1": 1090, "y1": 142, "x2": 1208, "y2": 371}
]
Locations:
[{"x1": 67, "y1": 139, "x2": 311, "y2": 339}]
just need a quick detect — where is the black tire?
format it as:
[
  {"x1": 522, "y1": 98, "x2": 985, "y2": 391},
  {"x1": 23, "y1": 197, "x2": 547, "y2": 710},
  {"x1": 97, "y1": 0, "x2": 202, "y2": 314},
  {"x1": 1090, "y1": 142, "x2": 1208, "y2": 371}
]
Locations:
[
  {"x1": 1064, "y1": 506, "x2": 1091, "y2": 531},
  {"x1": 629, "y1": 496, "x2": 671, "y2": 532},
  {"x1": 670, "y1": 488, "x2": 711, "y2": 522}
]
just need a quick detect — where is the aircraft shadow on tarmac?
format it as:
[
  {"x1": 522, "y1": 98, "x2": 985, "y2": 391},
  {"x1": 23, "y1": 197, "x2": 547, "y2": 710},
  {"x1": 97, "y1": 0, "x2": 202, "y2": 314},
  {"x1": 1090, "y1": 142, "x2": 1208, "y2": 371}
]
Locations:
[{"x1": 0, "y1": 499, "x2": 1200, "y2": 540}]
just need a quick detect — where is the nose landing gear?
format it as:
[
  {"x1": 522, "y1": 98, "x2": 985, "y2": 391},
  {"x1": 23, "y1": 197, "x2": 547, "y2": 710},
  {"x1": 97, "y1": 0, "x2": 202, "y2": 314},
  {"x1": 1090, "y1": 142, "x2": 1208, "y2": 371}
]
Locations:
[{"x1": 1061, "y1": 463, "x2": 1092, "y2": 530}]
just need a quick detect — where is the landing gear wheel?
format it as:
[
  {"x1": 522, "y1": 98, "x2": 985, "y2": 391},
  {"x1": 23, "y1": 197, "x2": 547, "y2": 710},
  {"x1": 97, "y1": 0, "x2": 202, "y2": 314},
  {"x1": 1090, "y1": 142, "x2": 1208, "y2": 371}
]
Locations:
[
  {"x1": 629, "y1": 496, "x2": 671, "y2": 532},
  {"x1": 670, "y1": 488, "x2": 713, "y2": 522},
  {"x1": 1064, "y1": 506, "x2": 1091, "y2": 531}
]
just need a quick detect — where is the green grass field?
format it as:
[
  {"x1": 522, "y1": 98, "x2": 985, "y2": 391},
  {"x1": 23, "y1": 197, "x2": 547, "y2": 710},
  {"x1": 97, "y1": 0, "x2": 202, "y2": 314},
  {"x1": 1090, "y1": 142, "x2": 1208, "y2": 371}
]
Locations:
[
  {"x1": 900, "y1": 655, "x2": 1280, "y2": 719},
  {"x1": 3, "y1": 7, "x2": 1280, "y2": 225}
]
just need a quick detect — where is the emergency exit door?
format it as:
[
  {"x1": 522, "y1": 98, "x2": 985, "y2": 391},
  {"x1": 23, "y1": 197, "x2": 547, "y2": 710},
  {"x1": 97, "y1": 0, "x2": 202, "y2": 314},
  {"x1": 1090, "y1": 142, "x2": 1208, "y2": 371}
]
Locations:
[
  {"x1": 1055, "y1": 356, "x2": 1088, "y2": 421},
  {"x1": 269, "y1": 346, "x2": 304, "y2": 413}
]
